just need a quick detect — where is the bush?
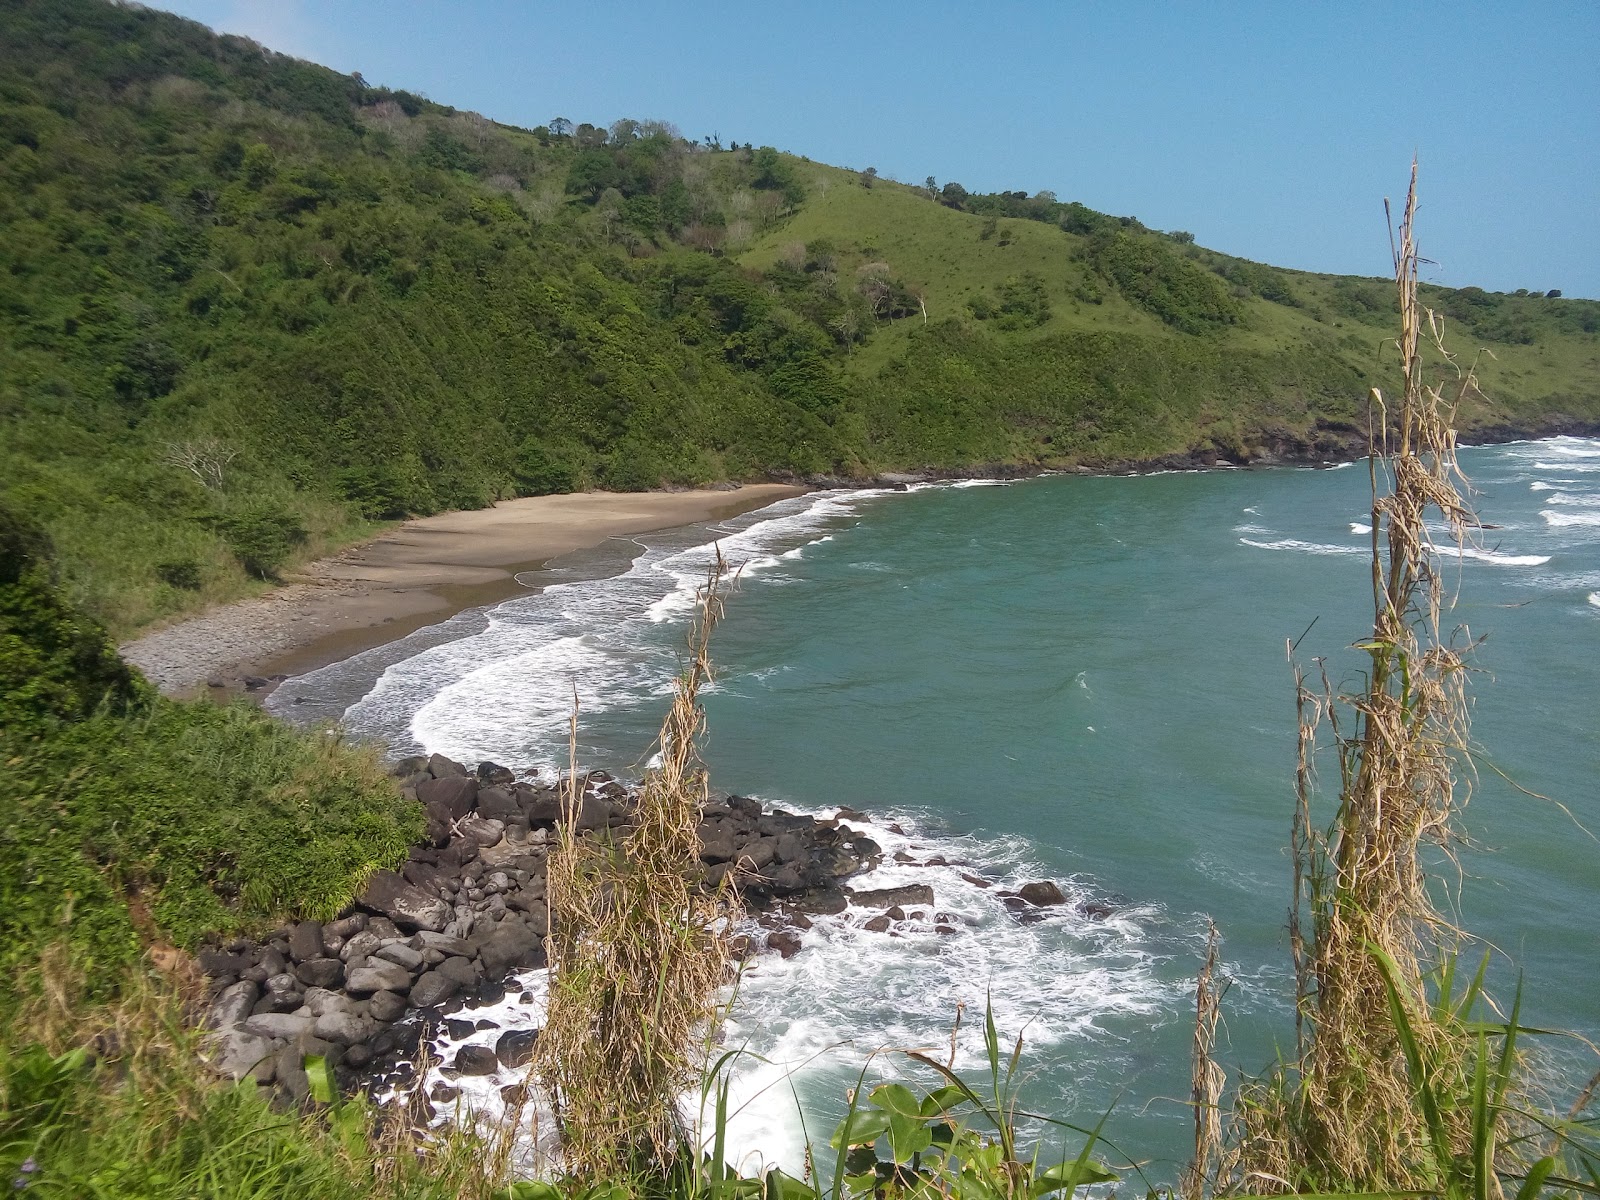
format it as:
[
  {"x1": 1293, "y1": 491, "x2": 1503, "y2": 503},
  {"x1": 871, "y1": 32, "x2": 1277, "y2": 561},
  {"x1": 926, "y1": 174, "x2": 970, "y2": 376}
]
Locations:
[
  {"x1": 153, "y1": 559, "x2": 201, "y2": 590},
  {"x1": 214, "y1": 504, "x2": 307, "y2": 579}
]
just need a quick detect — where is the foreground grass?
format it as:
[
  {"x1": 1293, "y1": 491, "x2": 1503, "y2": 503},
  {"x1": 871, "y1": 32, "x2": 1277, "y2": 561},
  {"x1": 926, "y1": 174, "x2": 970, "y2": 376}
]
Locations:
[{"x1": 0, "y1": 953, "x2": 495, "y2": 1200}]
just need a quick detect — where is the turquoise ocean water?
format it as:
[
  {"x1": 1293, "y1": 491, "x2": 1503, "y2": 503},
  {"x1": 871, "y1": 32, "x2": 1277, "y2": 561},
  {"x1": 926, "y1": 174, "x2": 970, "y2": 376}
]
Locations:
[{"x1": 272, "y1": 437, "x2": 1600, "y2": 1179}]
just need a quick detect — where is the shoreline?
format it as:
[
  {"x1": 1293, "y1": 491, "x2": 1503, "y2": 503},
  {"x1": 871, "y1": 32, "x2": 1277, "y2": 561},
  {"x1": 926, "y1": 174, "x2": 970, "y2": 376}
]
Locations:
[
  {"x1": 120, "y1": 484, "x2": 807, "y2": 699},
  {"x1": 121, "y1": 419, "x2": 1600, "y2": 703}
]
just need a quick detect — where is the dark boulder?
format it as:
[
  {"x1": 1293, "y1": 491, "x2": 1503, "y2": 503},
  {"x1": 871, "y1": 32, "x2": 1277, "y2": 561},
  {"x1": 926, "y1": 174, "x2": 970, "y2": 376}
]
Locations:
[
  {"x1": 849, "y1": 884, "x2": 934, "y2": 909},
  {"x1": 417, "y1": 775, "x2": 478, "y2": 819},
  {"x1": 477, "y1": 761, "x2": 516, "y2": 786},
  {"x1": 1018, "y1": 881, "x2": 1066, "y2": 907},
  {"x1": 287, "y1": 921, "x2": 325, "y2": 964},
  {"x1": 357, "y1": 870, "x2": 451, "y2": 933},
  {"x1": 409, "y1": 971, "x2": 459, "y2": 1009},
  {"x1": 767, "y1": 930, "x2": 803, "y2": 959},
  {"x1": 367, "y1": 990, "x2": 408, "y2": 1023},
  {"x1": 476, "y1": 787, "x2": 521, "y2": 823},
  {"x1": 428, "y1": 753, "x2": 468, "y2": 778},
  {"x1": 496, "y1": 1028, "x2": 538, "y2": 1069},
  {"x1": 472, "y1": 922, "x2": 540, "y2": 979},
  {"x1": 454, "y1": 1045, "x2": 499, "y2": 1075},
  {"x1": 296, "y1": 958, "x2": 344, "y2": 989}
]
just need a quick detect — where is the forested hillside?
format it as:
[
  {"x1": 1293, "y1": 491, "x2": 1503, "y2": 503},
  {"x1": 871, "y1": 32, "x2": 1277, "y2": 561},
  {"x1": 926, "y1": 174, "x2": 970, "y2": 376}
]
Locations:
[{"x1": 3, "y1": 0, "x2": 1597, "y2": 632}]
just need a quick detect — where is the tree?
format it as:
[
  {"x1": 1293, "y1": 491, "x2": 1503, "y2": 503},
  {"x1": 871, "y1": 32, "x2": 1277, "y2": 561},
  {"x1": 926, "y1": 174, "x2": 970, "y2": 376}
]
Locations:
[
  {"x1": 549, "y1": 116, "x2": 572, "y2": 139},
  {"x1": 1546, "y1": 288, "x2": 1563, "y2": 298},
  {"x1": 859, "y1": 166, "x2": 878, "y2": 188},
  {"x1": 939, "y1": 181, "x2": 968, "y2": 209},
  {"x1": 1170, "y1": 230, "x2": 1196, "y2": 244}
]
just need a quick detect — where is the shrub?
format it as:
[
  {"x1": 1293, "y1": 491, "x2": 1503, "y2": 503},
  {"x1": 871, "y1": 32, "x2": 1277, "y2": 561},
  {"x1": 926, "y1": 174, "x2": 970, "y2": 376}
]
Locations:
[
  {"x1": 153, "y1": 559, "x2": 201, "y2": 590},
  {"x1": 214, "y1": 504, "x2": 307, "y2": 579}
]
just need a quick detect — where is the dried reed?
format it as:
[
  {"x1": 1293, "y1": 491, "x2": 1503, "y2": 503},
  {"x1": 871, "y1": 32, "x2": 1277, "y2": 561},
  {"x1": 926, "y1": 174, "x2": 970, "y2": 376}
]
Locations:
[
  {"x1": 536, "y1": 553, "x2": 732, "y2": 1179},
  {"x1": 1222, "y1": 161, "x2": 1488, "y2": 1193}
]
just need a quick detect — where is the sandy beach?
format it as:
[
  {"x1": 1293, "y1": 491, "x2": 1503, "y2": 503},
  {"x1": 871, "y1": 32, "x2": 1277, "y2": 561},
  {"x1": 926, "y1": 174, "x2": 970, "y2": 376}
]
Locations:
[{"x1": 120, "y1": 485, "x2": 806, "y2": 698}]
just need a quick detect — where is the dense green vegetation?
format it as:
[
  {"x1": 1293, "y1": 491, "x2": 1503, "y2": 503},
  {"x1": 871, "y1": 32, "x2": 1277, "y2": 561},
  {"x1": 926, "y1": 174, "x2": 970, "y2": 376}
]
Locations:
[
  {"x1": 2, "y1": 0, "x2": 1596, "y2": 634},
  {"x1": 0, "y1": 504, "x2": 421, "y2": 999}
]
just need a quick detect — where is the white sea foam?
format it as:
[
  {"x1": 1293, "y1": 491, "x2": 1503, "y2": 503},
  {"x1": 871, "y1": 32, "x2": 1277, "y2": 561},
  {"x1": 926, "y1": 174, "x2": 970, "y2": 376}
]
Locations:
[
  {"x1": 1239, "y1": 536, "x2": 1367, "y2": 557},
  {"x1": 1349, "y1": 522, "x2": 1372, "y2": 535},
  {"x1": 1590, "y1": 592, "x2": 1600, "y2": 610},
  {"x1": 1455, "y1": 547, "x2": 1553, "y2": 566},
  {"x1": 305, "y1": 490, "x2": 896, "y2": 766},
  {"x1": 1542, "y1": 510, "x2": 1600, "y2": 528},
  {"x1": 1547, "y1": 492, "x2": 1600, "y2": 507},
  {"x1": 1535, "y1": 461, "x2": 1600, "y2": 473}
]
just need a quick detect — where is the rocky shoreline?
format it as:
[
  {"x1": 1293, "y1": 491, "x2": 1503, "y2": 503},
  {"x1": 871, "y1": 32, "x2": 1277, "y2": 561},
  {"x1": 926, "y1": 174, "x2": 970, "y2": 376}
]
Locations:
[
  {"x1": 200, "y1": 752, "x2": 1088, "y2": 1110},
  {"x1": 787, "y1": 414, "x2": 1600, "y2": 489}
]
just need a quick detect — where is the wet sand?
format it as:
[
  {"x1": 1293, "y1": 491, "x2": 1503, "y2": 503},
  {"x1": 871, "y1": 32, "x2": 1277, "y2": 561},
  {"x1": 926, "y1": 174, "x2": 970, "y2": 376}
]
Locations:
[{"x1": 120, "y1": 485, "x2": 806, "y2": 698}]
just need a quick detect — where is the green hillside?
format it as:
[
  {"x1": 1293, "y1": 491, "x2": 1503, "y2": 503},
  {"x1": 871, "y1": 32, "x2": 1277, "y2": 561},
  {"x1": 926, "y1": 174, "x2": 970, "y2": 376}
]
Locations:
[{"x1": 1, "y1": 0, "x2": 1596, "y2": 633}]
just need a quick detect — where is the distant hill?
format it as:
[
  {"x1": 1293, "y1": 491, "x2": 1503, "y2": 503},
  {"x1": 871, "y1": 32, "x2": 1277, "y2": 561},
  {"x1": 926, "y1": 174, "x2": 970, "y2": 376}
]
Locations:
[{"x1": 2, "y1": 0, "x2": 1596, "y2": 632}]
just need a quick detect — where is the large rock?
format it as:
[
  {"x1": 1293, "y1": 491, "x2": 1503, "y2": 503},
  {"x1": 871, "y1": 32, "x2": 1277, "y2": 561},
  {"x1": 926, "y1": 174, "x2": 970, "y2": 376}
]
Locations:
[
  {"x1": 496, "y1": 1029, "x2": 538, "y2": 1069},
  {"x1": 302, "y1": 988, "x2": 352, "y2": 1018},
  {"x1": 314, "y1": 1012, "x2": 379, "y2": 1046},
  {"x1": 849, "y1": 884, "x2": 934, "y2": 909},
  {"x1": 454, "y1": 1045, "x2": 499, "y2": 1075},
  {"x1": 409, "y1": 971, "x2": 460, "y2": 1009},
  {"x1": 767, "y1": 930, "x2": 803, "y2": 959},
  {"x1": 211, "y1": 1028, "x2": 279, "y2": 1082},
  {"x1": 340, "y1": 931, "x2": 383, "y2": 963},
  {"x1": 296, "y1": 958, "x2": 344, "y2": 989},
  {"x1": 287, "y1": 920, "x2": 324, "y2": 963},
  {"x1": 358, "y1": 870, "x2": 452, "y2": 933},
  {"x1": 345, "y1": 960, "x2": 413, "y2": 996},
  {"x1": 476, "y1": 787, "x2": 522, "y2": 823},
  {"x1": 427, "y1": 753, "x2": 468, "y2": 778},
  {"x1": 416, "y1": 931, "x2": 474, "y2": 957},
  {"x1": 458, "y1": 816, "x2": 505, "y2": 848},
  {"x1": 367, "y1": 990, "x2": 408, "y2": 1022},
  {"x1": 1018, "y1": 881, "x2": 1066, "y2": 907},
  {"x1": 698, "y1": 823, "x2": 737, "y2": 864},
  {"x1": 243, "y1": 1012, "x2": 315, "y2": 1040},
  {"x1": 207, "y1": 981, "x2": 258, "y2": 1030},
  {"x1": 375, "y1": 942, "x2": 424, "y2": 972},
  {"x1": 472, "y1": 922, "x2": 539, "y2": 978},
  {"x1": 417, "y1": 775, "x2": 478, "y2": 819}
]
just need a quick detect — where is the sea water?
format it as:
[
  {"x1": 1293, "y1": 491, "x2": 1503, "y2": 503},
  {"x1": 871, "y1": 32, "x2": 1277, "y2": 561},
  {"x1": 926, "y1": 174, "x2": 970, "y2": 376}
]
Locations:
[{"x1": 270, "y1": 438, "x2": 1600, "y2": 1180}]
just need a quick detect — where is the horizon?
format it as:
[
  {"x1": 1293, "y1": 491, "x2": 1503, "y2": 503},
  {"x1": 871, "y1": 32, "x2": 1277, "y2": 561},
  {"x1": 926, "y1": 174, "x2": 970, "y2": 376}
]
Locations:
[{"x1": 153, "y1": 0, "x2": 1600, "y2": 300}]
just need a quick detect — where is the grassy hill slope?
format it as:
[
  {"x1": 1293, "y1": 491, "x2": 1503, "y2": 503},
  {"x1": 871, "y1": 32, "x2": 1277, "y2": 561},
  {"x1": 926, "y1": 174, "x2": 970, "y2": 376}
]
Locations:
[{"x1": 1, "y1": 0, "x2": 1596, "y2": 634}]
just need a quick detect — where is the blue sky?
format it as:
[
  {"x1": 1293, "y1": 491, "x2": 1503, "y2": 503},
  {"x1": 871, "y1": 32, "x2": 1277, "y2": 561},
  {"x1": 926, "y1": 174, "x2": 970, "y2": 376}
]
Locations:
[{"x1": 158, "y1": 1, "x2": 1600, "y2": 298}]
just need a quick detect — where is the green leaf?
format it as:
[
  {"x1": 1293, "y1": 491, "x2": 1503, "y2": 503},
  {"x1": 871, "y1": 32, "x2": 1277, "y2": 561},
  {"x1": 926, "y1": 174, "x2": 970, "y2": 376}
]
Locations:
[
  {"x1": 764, "y1": 1168, "x2": 822, "y2": 1200},
  {"x1": 830, "y1": 1109, "x2": 891, "y2": 1150},
  {"x1": 304, "y1": 1054, "x2": 337, "y2": 1108},
  {"x1": 1514, "y1": 1156, "x2": 1557, "y2": 1200},
  {"x1": 919, "y1": 1085, "x2": 969, "y2": 1118},
  {"x1": 1031, "y1": 1159, "x2": 1118, "y2": 1195},
  {"x1": 498, "y1": 1184, "x2": 564, "y2": 1200},
  {"x1": 870, "y1": 1082, "x2": 924, "y2": 1117},
  {"x1": 887, "y1": 1111, "x2": 934, "y2": 1163}
]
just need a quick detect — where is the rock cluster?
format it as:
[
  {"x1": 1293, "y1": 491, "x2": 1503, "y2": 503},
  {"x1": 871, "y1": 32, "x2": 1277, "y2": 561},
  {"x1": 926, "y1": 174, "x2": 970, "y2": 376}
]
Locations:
[{"x1": 200, "y1": 753, "x2": 889, "y2": 1099}]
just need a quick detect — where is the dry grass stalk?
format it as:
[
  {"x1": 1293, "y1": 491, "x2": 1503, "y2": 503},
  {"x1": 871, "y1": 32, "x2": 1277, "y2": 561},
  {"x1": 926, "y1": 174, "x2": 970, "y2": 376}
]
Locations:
[
  {"x1": 1223, "y1": 162, "x2": 1488, "y2": 1193},
  {"x1": 1184, "y1": 921, "x2": 1228, "y2": 1200},
  {"x1": 537, "y1": 553, "x2": 732, "y2": 1179}
]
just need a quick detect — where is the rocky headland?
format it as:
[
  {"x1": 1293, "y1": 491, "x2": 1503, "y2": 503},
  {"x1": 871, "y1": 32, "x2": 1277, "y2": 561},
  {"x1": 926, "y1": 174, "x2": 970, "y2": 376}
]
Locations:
[{"x1": 199, "y1": 752, "x2": 1092, "y2": 1110}]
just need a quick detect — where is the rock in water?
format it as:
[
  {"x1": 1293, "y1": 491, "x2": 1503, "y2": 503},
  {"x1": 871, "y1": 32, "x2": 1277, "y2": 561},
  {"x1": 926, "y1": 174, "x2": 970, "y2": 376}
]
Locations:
[
  {"x1": 849, "y1": 884, "x2": 934, "y2": 909},
  {"x1": 1018, "y1": 881, "x2": 1066, "y2": 906},
  {"x1": 454, "y1": 1045, "x2": 499, "y2": 1075},
  {"x1": 496, "y1": 1028, "x2": 538, "y2": 1068}
]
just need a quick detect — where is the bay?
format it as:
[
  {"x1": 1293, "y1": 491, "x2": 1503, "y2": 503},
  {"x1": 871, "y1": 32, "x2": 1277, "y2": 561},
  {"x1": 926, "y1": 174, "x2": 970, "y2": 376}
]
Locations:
[{"x1": 272, "y1": 437, "x2": 1600, "y2": 1179}]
